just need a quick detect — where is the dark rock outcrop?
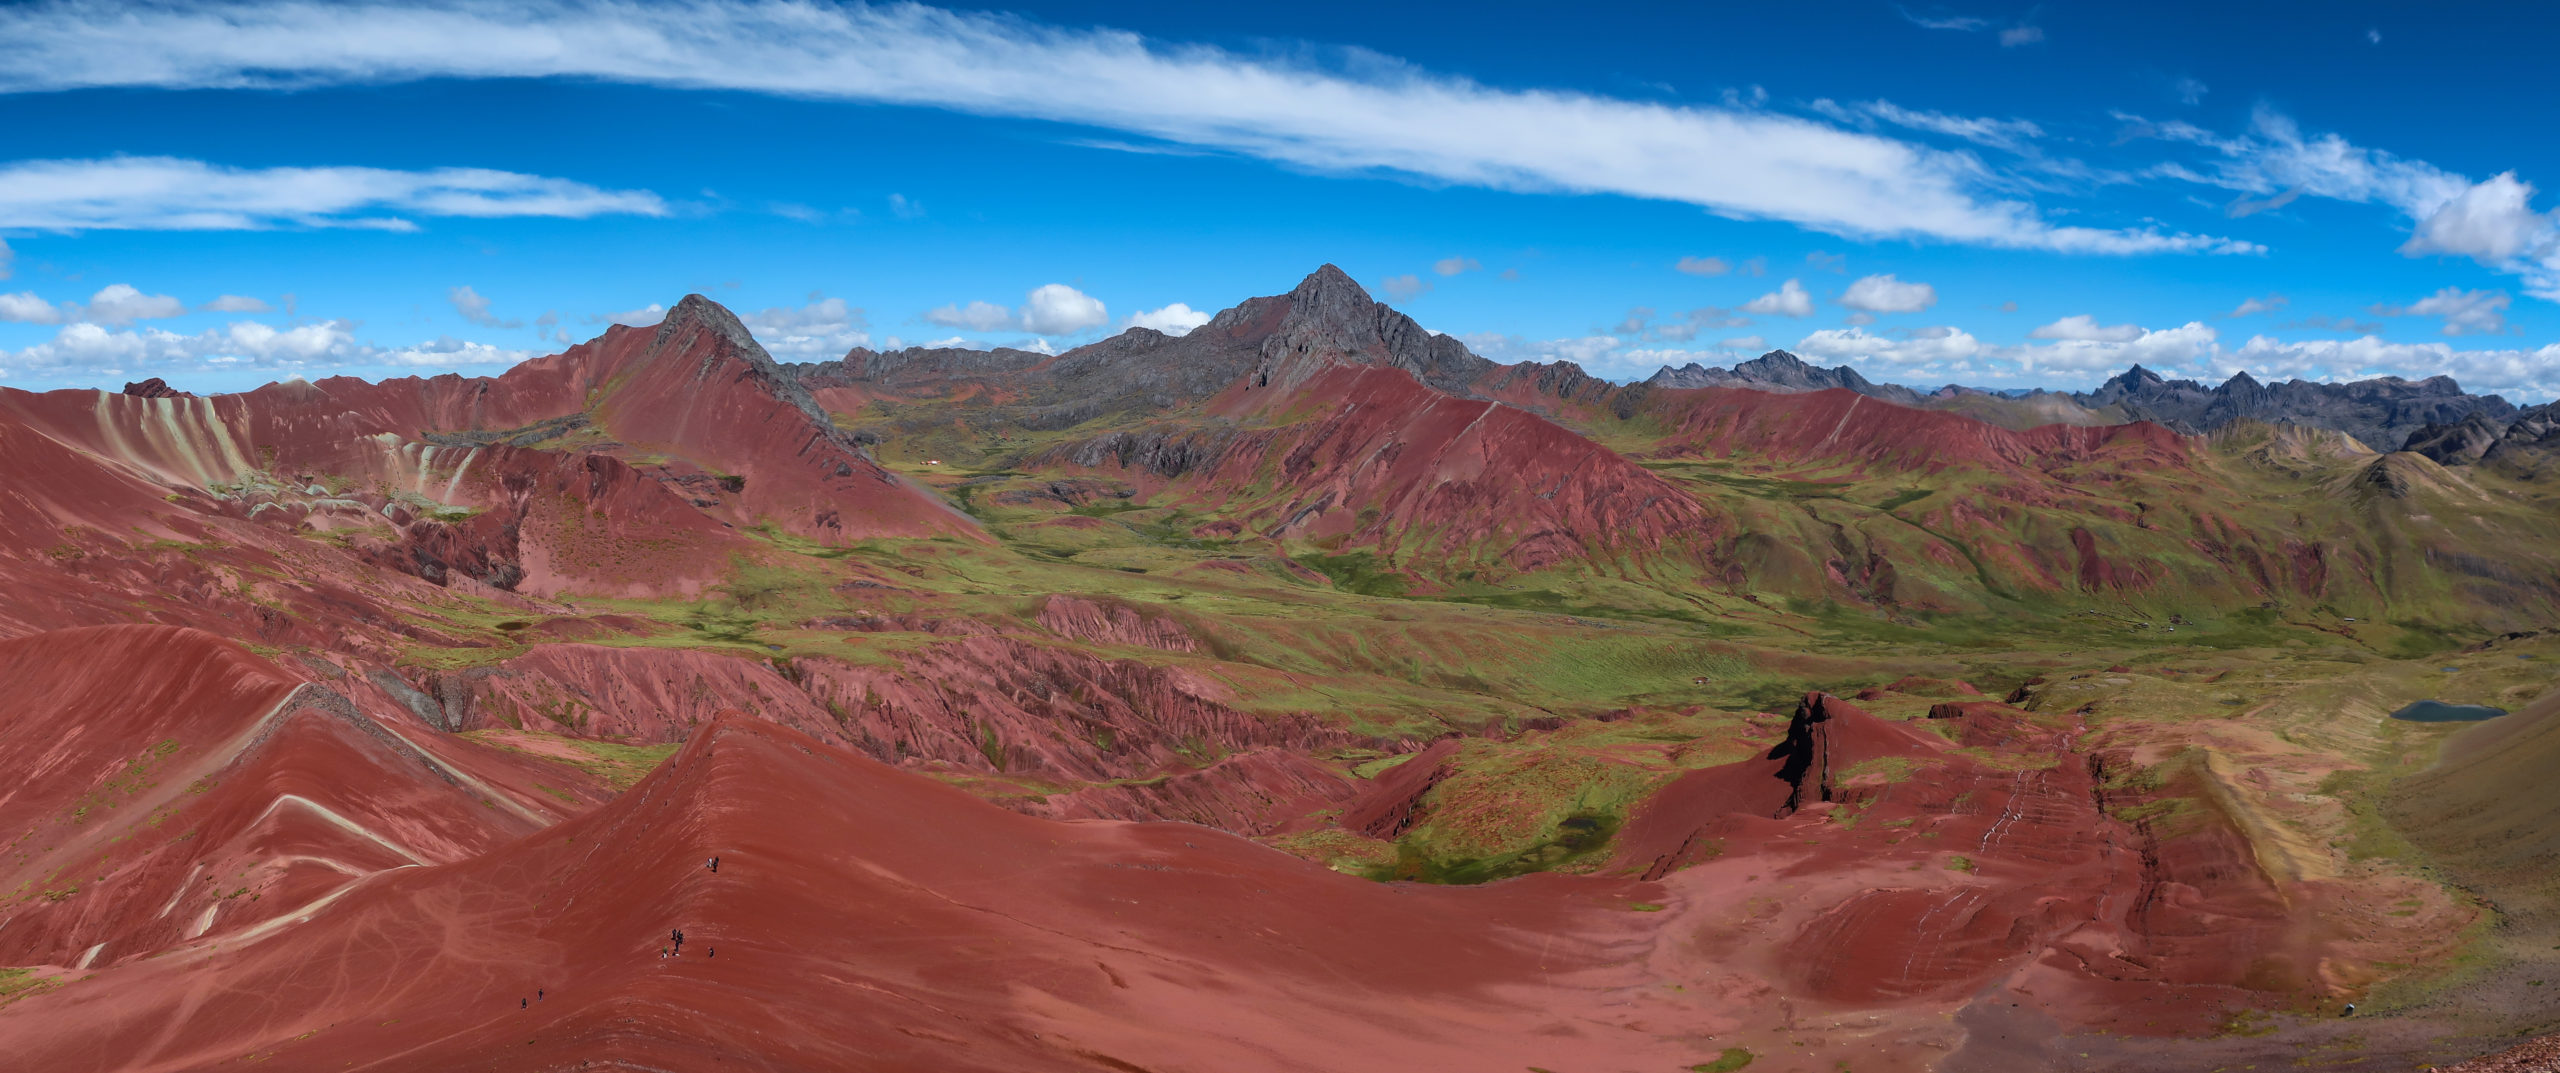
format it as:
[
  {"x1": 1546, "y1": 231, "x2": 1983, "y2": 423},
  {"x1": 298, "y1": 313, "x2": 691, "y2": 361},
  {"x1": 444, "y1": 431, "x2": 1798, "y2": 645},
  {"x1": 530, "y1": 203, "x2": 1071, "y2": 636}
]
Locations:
[
  {"x1": 120, "y1": 378, "x2": 188, "y2": 398},
  {"x1": 2079, "y1": 364, "x2": 2513, "y2": 450},
  {"x1": 1647, "y1": 351, "x2": 1926, "y2": 406}
]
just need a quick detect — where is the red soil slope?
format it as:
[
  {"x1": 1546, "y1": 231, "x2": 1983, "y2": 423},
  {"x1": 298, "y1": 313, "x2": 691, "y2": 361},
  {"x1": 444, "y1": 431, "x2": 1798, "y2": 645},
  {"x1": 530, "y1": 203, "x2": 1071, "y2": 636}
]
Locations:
[
  {"x1": 383, "y1": 636, "x2": 1356, "y2": 830},
  {"x1": 0, "y1": 627, "x2": 585, "y2": 972},
  {"x1": 1610, "y1": 693, "x2": 2405, "y2": 1033},
  {"x1": 0, "y1": 713, "x2": 1737, "y2": 1073},
  {"x1": 1641, "y1": 385, "x2": 2192, "y2": 478},
  {"x1": 0, "y1": 294, "x2": 969, "y2": 592},
  {"x1": 1057, "y1": 362, "x2": 1725, "y2": 576}
]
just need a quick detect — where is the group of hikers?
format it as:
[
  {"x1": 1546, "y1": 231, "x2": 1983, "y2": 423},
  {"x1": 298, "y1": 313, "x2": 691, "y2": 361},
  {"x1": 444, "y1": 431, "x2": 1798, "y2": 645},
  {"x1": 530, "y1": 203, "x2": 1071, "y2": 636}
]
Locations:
[{"x1": 522, "y1": 855, "x2": 727, "y2": 1010}]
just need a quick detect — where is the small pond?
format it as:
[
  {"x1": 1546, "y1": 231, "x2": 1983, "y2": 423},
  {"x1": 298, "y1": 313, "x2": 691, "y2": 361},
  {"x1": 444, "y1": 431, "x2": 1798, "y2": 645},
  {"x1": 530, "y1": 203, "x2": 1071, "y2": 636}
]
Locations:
[{"x1": 2389, "y1": 699, "x2": 2508, "y2": 723}]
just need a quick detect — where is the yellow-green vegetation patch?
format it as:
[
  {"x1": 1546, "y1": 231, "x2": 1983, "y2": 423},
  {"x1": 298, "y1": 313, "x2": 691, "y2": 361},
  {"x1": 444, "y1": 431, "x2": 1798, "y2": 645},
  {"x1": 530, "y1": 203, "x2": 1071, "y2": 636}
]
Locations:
[
  {"x1": 460, "y1": 730, "x2": 678, "y2": 792},
  {"x1": 1691, "y1": 1047, "x2": 1755, "y2": 1071},
  {"x1": 0, "y1": 966, "x2": 60, "y2": 1007}
]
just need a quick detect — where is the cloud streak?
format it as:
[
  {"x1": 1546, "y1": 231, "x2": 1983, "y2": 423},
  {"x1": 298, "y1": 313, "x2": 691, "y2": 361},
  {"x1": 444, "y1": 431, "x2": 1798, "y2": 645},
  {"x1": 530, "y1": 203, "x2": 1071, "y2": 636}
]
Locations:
[
  {"x1": 0, "y1": 0, "x2": 2246, "y2": 254},
  {"x1": 0, "y1": 156, "x2": 667, "y2": 231}
]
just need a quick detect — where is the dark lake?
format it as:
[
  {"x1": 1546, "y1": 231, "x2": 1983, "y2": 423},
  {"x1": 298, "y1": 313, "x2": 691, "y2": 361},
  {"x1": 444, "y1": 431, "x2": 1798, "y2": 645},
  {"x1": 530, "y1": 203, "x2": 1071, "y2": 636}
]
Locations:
[{"x1": 2390, "y1": 700, "x2": 2508, "y2": 723}]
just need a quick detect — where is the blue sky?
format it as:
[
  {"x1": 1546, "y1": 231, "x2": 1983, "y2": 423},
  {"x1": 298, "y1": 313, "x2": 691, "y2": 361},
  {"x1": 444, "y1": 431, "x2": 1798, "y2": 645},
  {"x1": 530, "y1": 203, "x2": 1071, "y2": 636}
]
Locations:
[{"x1": 3, "y1": 0, "x2": 2558, "y2": 398}]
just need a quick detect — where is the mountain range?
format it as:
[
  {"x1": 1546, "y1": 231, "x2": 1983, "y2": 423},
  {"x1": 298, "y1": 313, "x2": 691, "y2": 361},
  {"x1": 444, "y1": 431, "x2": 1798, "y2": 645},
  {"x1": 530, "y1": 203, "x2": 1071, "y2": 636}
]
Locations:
[{"x1": 4, "y1": 264, "x2": 2558, "y2": 1072}]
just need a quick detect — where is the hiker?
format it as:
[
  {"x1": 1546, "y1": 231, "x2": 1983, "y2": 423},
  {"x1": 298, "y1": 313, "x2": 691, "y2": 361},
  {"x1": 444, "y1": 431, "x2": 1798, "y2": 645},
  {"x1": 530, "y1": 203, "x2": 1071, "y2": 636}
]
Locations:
[
  {"x1": 537, "y1": 989, "x2": 545, "y2": 1001},
  {"x1": 707, "y1": 856, "x2": 718, "y2": 873},
  {"x1": 2342, "y1": 1003, "x2": 2356, "y2": 1017},
  {"x1": 520, "y1": 999, "x2": 527, "y2": 1010},
  {"x1": 707, "y1": 947, "x2": 714, "y2": 958}
]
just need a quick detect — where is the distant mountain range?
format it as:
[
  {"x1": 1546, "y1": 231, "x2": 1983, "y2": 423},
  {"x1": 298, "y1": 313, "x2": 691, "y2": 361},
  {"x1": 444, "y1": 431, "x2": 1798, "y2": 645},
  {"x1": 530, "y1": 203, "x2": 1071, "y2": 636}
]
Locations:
[{"x1": 1644, "y1": 351, "x2": 2516, "y2": 452}]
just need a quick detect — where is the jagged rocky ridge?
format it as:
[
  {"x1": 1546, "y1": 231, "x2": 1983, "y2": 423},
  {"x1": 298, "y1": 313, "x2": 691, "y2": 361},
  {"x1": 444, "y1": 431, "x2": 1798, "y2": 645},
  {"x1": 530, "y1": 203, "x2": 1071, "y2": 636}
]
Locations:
[{"x1": 792, "y1": 270, "x2": 2535, "y2": 453}]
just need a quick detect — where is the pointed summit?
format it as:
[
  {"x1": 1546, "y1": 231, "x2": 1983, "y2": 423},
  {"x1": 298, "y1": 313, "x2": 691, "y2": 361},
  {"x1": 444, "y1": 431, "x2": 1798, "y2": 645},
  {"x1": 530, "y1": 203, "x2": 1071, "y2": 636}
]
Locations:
[
  {"x1": 1242, "y1": 264, "x2": 1489, "y2": 395},
  {"x1": 1286, "y1": 263, "x2": 1375, "y2": 309}
]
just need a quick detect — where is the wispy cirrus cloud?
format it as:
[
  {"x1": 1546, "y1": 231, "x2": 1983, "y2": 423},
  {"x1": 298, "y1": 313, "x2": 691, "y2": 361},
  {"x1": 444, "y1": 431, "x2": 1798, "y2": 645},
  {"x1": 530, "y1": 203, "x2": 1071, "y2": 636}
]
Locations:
[
  {"x1": 0, "y1": 157, "x2": 667, "y2": 231},
  {"x1": 2127, "y1": 105, "x2": 2560, "y2": 298},
  {"x1": 0, "y1": 0, "x2": 2245, "y2": 256}
]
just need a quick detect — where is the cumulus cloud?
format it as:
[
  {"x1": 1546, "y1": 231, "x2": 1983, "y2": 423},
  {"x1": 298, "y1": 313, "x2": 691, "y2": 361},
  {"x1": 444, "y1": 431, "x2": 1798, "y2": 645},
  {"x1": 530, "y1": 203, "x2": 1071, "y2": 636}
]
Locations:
[
  {"x1": 922, "y1": 300, "x2": 1015, "y2": 332},
  {"x1": 1379, "y1": 274, "x2": 1431, "y2": 301},
  {"x1": 1741, "y1": 279, "x2": 1814, "y2": 317},
  {"x1": 1674, "y1": 255, "x2": 1730, "y2": 276},
  {"x1": 80, "y1": 284, "x2": 187, "y2": 325},
  {"x1": 447, "y1": 284, "x2": 522, "y2": 329},
  {"x1": 2222, "y1": 335, "x2": 2560, "y2": 397},
  {"x1": 2374, "y1": 287, "x2": 2511, "y2": 336},
  {"x1": 1795, "y1": 325, "x2": 1984, "y2": 368},
  {"x1": 2228, "y1": 294, "x2": 2287, "y2": 317},
  {"x1": 925, "y1": 283, "x2": 1108, "y2": 336},
  {"x1": 2400, "y1": 172, "x2": 2558, "y2": 265},
  {"x1": 1840, "y1": 273, "x2": 1937, "y2": 313},
  {"x1": 0, "y1": 1, "x2": 2250, "y2": 255},
  {"x1": 0, "y1": 157, "x2": 664, "y2": 231},
  {"x1": 201, "y1": 294, "x2": 271, "y2": 313},
  {"x1": 1020, "y1": 283, "x2": 1107, "y2": 334},
  {"x1": 0, "y1": 291, "x2": 63, "y2": 324},
  {"x1": 740, "y1": 296, "x2": 870, "y2": 358},
  {"x1": 3, "y1": 317, "x2": 535, "y2": 377},
  {"x1": 1126, "y1": 302, "x2": 1211, "y2": 335},
  {"x1": 1432, "y1": 256, "x2": 1480, "y2": 277},
  {"x1": 2028, "y1": 314, "x2": 2143, "y2": 342}
]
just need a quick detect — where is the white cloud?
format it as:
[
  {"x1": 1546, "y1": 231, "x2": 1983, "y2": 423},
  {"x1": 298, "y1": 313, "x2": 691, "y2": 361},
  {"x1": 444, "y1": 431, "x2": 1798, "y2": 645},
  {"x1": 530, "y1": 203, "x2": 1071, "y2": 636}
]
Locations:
[
  {"x1": 923, "y1": 300, "x2": 1017, "y2": 332},
  {"x1": 2400, "y1": 172, "x2": 2558, "y2": 265},
  {"x1": 200, "y1": 294, "x2": 271, "y2": 313},
  {"x1": 80, "y1": 283, "x2": 186, "y2": 325},
  {"x1": 2028, "y1": 314, "x2": 2143, "y2": 342},
  {"x1": 1815, "y1": 99, "x2": 2042, "y2": 153},
  {"x1": 1840, "y1": 273, "x2": 1937, "y2": 313},
  {"x1": 594, "y1": 303, "x2": 667, "y2": 328},
  {"x1": 1379, "y1": 274, "x2": 1431, "y2": 301},
  {"x1": 2011, "y1": 322, "x2": 2218, "y2": 374},
  {"x1": 1795, "y1": 325, "x2": 1984, "y2": 368},
  {"x1": 0, "y1": 1, "x2": 2249, "y2": 256},
  {"x1": 925, "y1": 284, "x2": 1107, "y2": 336},
  {"x1": 1432, "y1": 256, "x2": 1480, "y2": 277},
  {"x1": 2135, "y1": 106, "x2": 2560, "y2": 295},
  {"x1": 1721, "y1": 334, "x2": 1766, "y2": 350},
  {"x1": 0, "y1": 157, "x2": 664, "y2": 231},
  {"x1": 4, "y1": 317, "x2": 532, "y2": 375},
  {"x1": 447, "y1": 284, "x2": 522, "y2": 329},
  {"x1": 2228, "y1": 293, "x2": 2287, "y2": 317},
  {"x1": 1020, "y1": 283, "x2": 1107, "y2": 334},
  {"x1": 1999, "y1": 25, "x2": 2044, "y2": 47},
  {"x1": 2375, "y1": 287, "x2": 2511, "y2": 336},
  {"x1": 2221, "y1": 335, "x2": 2560, "y2": 398},
  {"x1": 740, "y1": 296, "x2": 871, "y2": 358},
  {"x1": 2174, "y1": 76, "x2": 2207, "y2": 106},
  {"x1": 1900, "y1": 8, "x2": 1990, "y2": 31},
  {"x1": 1674, "y1": 255, "x2": 1730, "y2": 276},
  {"x1": 1741, "y1": 278, "x2": 1814, "y2": 317},
  {"x1": 0, "y1": 291, "x2": 64, "y2": 324},
  {"x1": 0, "y1": 237, "x2": 12, "y2": 279},
  {"x1": 1126, "y1": 302, "x2": 1210, "y2": 335},
  {"x1": 887, "y1": 193, "x2": 924, "y2": 220}
]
